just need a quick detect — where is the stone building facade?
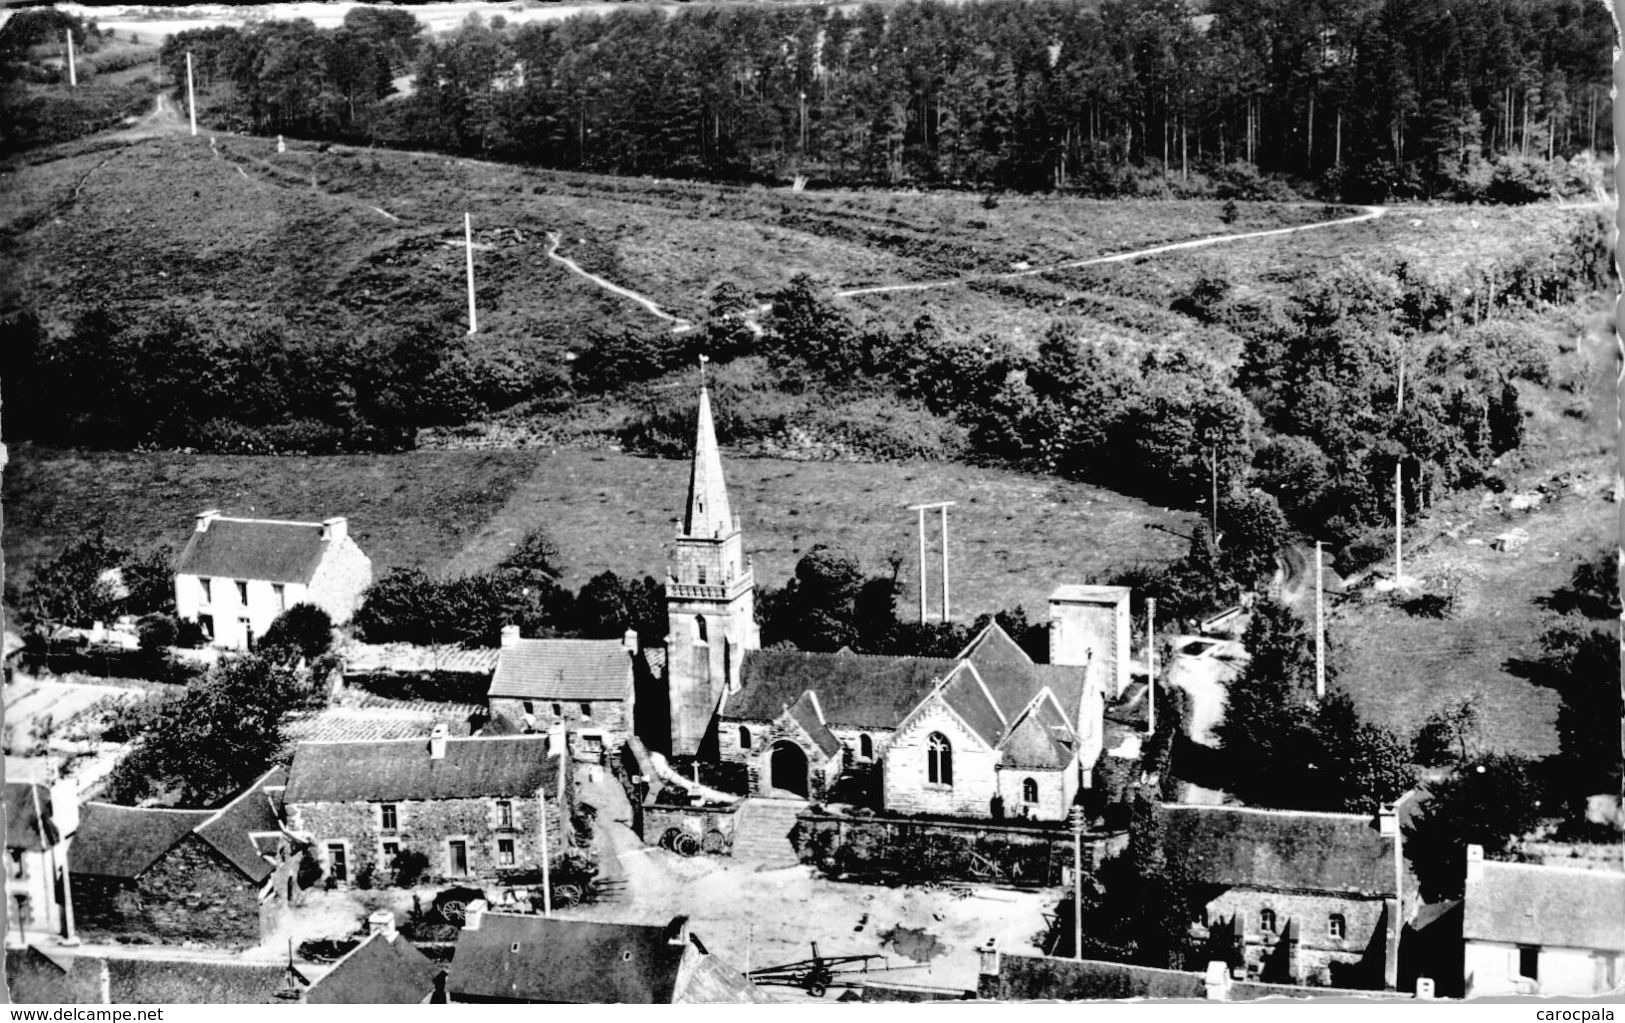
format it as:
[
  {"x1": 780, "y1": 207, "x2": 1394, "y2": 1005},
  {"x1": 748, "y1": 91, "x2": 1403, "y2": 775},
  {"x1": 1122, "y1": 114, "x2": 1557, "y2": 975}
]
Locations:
[
  {"x1": 283, "y1": 729, "x2": 568, "y2": 886},
  {"x1": 175, "y1": 511, "x2": 372, "y2": 650},
  {"x1": 487, "y1": 629, "x2": 639, "y2": 761}
]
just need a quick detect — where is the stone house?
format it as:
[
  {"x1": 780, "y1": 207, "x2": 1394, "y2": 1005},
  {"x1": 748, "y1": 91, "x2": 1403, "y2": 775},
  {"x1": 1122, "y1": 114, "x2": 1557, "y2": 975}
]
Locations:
[
  {"x1": 174, "y1": 510, "x2": 372, "y2": 650},
  {"x1": 283, "y1": 727, "x2": 569, "y2": 886},
  {"x1": 487, "y1": 628, "x2": 642, "y2": 760},
  {"x1": 447, "y1": 910, "x2": 768, "y2": 1003},
  {"x1": 69, "y1": 767, "x2": 295, "y2": 949},
  {"x1": 304, "y1": 911, "x2": 444, "y2": 1004},
  {"x1": 1461, "y1": 846, "x2": 1625, "y2": 997},
  {"x1": 3, "y1": 778, "x2": 78, "y2": 945},
  {"x1": 1163, "y1": 802, "x2": 1410, "y2": 990}
]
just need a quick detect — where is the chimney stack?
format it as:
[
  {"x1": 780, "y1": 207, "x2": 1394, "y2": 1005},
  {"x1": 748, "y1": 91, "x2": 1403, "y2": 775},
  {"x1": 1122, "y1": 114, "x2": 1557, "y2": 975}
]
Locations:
[
  {"x1": 320, "y1": 516, "x2": 347, "y2": 543},
  {"x1": 430, "y1": 723, "x2": 448, "y2": 760},
  {"x1": 1466, "y1": 843, "x2": 1485, "y2": 884},
  {"x1": 196, "y1": 509, "x2": 221, "y2": 533},
  {"x1": 368, "y1": 910, "x2": 397, "y2": 940},
  {"x1": 622, "y1": 628, "x2": 639, "y2": 655},
  {"x1": 501, "y1": 625, "x2": 522, "y2": 648}
]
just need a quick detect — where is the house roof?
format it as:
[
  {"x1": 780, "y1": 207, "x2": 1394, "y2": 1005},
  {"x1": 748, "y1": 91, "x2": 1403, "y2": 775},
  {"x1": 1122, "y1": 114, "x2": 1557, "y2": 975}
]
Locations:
[
  {"x1": 1049, "y1": 584, "x2": 1131, "y2": 606},
  {"x1": 489, "y1": 639, "x2": 633, "y2": 701},
  {"x1": 958, "y1": 625, "x2": 1089, "y2": 732},
  {"x1": 678, "y1": 953, "x2": 775, "y2": 1003},
  {"x1": 74, "y1": 767, "x2": 288, "y2": 882},
  {"x1": 175, "y1": 516, "x2": 345, "y2": 584},
  {"x1": 307, "y1": 932, "x2": 441, "y2": 1004},
  {"x1": 1463, "y1": 861, "x2": 1625, "y2": 952},
  {"x1": 71, "y1": 804, "x2": 214, "y2": 879},
  {"x1": 939, "y1": 663, "x2": 1009, "y2": 747},
  {"x1": 285, "y1": 735, "x2": 559, "y2": 803},
  {"x1": 997, "y1": 696, "x2": 1076, "y2": 769},
  {"x1": 727, "y1": 649, "x2": 955, "y2": 728},
  {"x1": 4, "y1": 782, "x2": 61, "y2": 850},
  {"x1": 785, "y1": 691, "x2": 842, "y2": 758},
  {"x1": 104, "y1": 956, "x2": 298, "y2": 1003},
  {"x1": 993, "y1": 952, "x2": 1208, "y2": 1001},
  {"x1": 1158, "y1": 803, "x2": 1397, "y2": 897},
  {"x1": 448, "y1": 913, "x2": 690, "y2": 1003}
]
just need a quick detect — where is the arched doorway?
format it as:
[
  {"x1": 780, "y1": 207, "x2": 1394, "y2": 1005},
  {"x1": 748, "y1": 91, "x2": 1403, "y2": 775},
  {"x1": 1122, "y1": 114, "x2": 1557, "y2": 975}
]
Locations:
[{"x1": 768, "y1": 741, "x2": 809, "y2": 798}]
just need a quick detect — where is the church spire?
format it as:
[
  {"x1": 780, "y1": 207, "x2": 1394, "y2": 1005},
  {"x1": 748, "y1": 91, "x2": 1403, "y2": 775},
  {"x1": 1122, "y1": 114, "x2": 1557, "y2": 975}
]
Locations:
[{"x1": 683, "y1": 372, "x2": 734, "y2": 539}]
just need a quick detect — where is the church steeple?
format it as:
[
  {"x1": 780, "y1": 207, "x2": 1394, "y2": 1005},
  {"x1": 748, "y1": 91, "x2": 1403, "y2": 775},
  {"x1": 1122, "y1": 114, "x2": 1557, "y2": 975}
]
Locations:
[{"x1": 682, "y1": 383, "x2": 735, "y2": 540}]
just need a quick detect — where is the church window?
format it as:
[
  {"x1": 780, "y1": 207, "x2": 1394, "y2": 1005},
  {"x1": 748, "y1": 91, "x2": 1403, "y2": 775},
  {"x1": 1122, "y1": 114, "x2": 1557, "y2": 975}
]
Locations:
[
  {"x1": 698, "y1": 565, "x2": 707, "y2": 585},
  {"x1": 858, "y1": 734, "x2": 873, "y2": 760},
  {"x1": 927, "y1": 733, "x2": 953, "y2": 786},
  {"x1": 739, "y1": 726, "x2": 752, "y2": 750},
  {"x1": 695, "y1": 616, "x2": 708, "y2": 643},
  {"x1": 1021, "y1": 777, "x2": 1039, "y2": 804},
  {"x1": 1259, "y1": 909, "x2": 1276, "y2": 934}
]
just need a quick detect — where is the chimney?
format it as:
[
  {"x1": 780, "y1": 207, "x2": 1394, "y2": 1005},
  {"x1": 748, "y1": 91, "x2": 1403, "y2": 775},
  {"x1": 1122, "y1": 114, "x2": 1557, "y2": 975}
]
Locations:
[
  {"x1": 1203, "y1": 961, "x2": 1232, "y2": 1001},
  {"x1": 196, "y1": 509, "x2": 221, "y2": 533},
  {"x1": 320, "y1": 516, "x2": 347, "y2": 543},
  {"x1": 463, "y1": 899, "x2": 487, "y2": 931},
  {"x1": 664, "y1": 915, "x2": 691, "y2": 947},
  {"x1": 977, "y1": 938, "x2": 1000, "y2": 980},
  {"x1": 368, "y1": 910, "x2": 397, "y2": 940},
  {"x1": 622, "y1": 628, "x2": 639, "y2": 655},
  {"x1": 1466, "y1": 843, "x2": 1485, "y2": 884},
  {"x1": 501, "y1": 625, "x2": 522, "y2": 648},
  {"x1": 429, "y1": 723, "x2": 448, "y2": 760},
  {"x1": 1377, "y1": 802, "x2": 1398, "y2": 837}
]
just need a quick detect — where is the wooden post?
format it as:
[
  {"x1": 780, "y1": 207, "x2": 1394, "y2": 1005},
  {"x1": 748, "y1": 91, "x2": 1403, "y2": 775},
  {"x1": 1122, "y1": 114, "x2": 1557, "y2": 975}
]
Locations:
[
  {"x1": 465, "y1": 213, "x2": 478, "y2": 335},
  {"x1": 66, "y1": 30, "x2": 77, "y2": 87},
  {"x1": 940, "y1": 504, "x2": 950, "y2": 624},
  {"x1": 1210, "y1": 446, "x2": 1219, "y2": 546},
  {"x1": 917, "y1": 505, "x2": 927, "y2": 624},
  {"x1": 186, "y1": 51, "x2": 197, "y2": 136},
  {"x1": 1314, "y1": 541, "x2": 1325, "y2": 699},
  {"x1": 1070, "y1": 808, "x2": 1084, "y2": 961},
  {"x1": 1145, "y1": 598, "x2": 1156, "y2": 736},
  {"x1": 1394, "y1": 464, "x2": 1403, "y2": 585},
  {"x1": 538, "y1": 786, "x2": 551, "y2": 916}
]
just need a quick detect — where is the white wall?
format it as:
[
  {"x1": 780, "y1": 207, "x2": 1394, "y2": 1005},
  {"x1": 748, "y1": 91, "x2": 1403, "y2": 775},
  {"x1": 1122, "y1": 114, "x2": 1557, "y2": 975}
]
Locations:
[
  {"x1": 175, "y1": 574, "x2": 308, "y2": 650},
  {"x1": 1466, "y1": 939, "x2": 1620, "y2": 997}
]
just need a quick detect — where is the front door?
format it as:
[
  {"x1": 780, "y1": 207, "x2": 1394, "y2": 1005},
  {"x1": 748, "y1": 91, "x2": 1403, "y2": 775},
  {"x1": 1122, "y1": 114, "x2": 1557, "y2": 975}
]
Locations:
[
  {"x1": 327, "y1": 843, "x2": 347, "y2": 883},
  {"x1": 449, "y1": 840, "x2": 468, "y2": 877},
  {"x1": 769, "y1": 741, "x2": 809, "y2": 798}
]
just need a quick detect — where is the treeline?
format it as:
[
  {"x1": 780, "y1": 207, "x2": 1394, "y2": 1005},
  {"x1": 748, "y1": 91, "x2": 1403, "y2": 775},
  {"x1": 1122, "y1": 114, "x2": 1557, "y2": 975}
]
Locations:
[
  {"x1": 162, "y1": 0, "x2": 1612, "y2": 199},
  {"x1": 0, "y1": 10, "x2": 160, "y2": 154}
]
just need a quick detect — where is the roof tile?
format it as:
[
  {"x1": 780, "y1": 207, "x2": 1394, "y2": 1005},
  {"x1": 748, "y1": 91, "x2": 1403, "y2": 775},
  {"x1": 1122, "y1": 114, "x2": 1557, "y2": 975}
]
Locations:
[{"x1": 489, "y1": 639, "x2": 633, "y2": 701}]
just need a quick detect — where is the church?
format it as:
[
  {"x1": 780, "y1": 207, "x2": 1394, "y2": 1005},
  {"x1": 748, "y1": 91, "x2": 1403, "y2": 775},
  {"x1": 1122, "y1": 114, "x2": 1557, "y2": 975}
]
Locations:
[{"x1": 652, "y1": 377, "x2": 1128, "y2": 823}]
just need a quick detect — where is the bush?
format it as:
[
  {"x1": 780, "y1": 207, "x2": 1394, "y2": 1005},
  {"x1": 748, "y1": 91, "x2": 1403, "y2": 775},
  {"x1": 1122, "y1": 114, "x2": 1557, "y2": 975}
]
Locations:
[
  {"x1": 260, "y1": 603, "x2": 334, "y2": 662},
  {"x1": 392, "y1": 848, "x2": 430, "y2": 888},
  {"x1": 1485, "y1": 156, "x2": 1560, "y2": 205}
]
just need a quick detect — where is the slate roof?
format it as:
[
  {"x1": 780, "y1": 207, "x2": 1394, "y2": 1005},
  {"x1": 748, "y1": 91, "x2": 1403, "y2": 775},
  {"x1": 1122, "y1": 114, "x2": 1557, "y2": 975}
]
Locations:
[
  {"x1": 285, "y1": 735, "x2": 559, "y2": 803},
  {"x1": 71, "y1": 804, "x2": 214, "y2": 879},
  {"x1": 105, "y1": 956, "x2": 298, "y2": 1003},
  {"x1": 341, "y1": 642, "x2": 499, "y2": 675},
  {"x1": 786, "y1": 691, "x2": 842, "y2": 758},
  {"x1": 489, "y1": 638, "x2": 633, "y2": 701},
  {"x1": 449, "y1": 913, "x2": 689, "y2": 1003},
  {"x1": 175, "y1": 517, "x2": 341, "y2": 584},
  {"x1": 727, "y1": 649, "x2": 955, "y2": 728},
  {"x1": 4, "y1": 782, "x2": 60, "y2": 850},
  {"x1": 992, "y1": 952, "x2": 1208, "y2": 1001},
  {"x1": 940, "y1": 663, "x2": 1009, "y2": 746},
  {"x1": 1463, "y1": 861, "x2": 1625, "y2": 952},
  {"x1": 678, "y1": 953, "x2": 775, "y2": 1003},
  {"x1": 74, "y1": 767, "x2": 288, "y2": 882},
  {"x1": 285, "y1": 704, "x2": 481, "y2": 743},
  {"x1": 997, "y1": 696, "x2": 1076, "y2": 769},
  {"x1": 1158, "y1": 803, "x2": 1397, "y2": 897},
  {"x1": 958, "y1": 625, "x2": 1089, "y2": 731},
  {"x1": 308, "y1": 932, "x2": 442, "y2": 1004}
]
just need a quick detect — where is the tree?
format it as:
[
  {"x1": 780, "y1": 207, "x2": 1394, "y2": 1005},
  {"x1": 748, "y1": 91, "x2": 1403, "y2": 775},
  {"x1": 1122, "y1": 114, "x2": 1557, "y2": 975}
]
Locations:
[
  {"x1": 776, "y1": 544, "x2": 864, "y2": 651},
  {"x1": 573, "y1": 571, "x2": 633, "y2": 638},
  {"x1": 1404, "y1": 753, "x2": 1548, "y2": 901},
  {"x1": 259, "y1": 603, "x2": 334, "y2": 663},
  {"x1": 1410, "y1": 696, "x2": 1485, "y2": 768},
  {"x1": 498, "y1": 526, "x2": 563, "y2": 581},
  {"x1": 18, "y1": 531, "x2": 129, "y2": 631}
]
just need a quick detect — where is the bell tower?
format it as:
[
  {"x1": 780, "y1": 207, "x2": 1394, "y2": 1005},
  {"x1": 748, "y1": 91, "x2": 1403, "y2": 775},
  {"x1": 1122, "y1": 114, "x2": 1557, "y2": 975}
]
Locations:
[{"x1": 666, "y1": 378, "x2": 759, "y2": 755}]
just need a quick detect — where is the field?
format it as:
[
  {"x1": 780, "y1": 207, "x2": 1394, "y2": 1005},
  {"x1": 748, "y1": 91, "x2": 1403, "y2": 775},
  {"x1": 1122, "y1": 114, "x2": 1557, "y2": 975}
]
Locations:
[{"x1": 6, "y1": 443, "x2": 1196, "y2": 620}]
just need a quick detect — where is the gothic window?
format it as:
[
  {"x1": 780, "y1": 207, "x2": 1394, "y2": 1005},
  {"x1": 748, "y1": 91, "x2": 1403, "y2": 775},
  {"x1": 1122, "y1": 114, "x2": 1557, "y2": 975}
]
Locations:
[
  {"x1": 1328, "y1": 914, "x2": 1346, "y2": 940},
  {"x1": 1259, "y1": 909, "x2": 1276, "y2": 934},
  {"x1": 695, "y1": 616, "x2": 709, "y2": 643},
  {"x1": 1021, "y1": 777, "x2": 1039, "y2": 804},
  {"x1": 858, "y1": 734, "x2": 873, "y2": 760},
  {"x1": 739, "y1": 726, "x2": 752, "y2": 750},
  {"x1": 927, "y1": 733, "x2": 953, "y2": 786}
]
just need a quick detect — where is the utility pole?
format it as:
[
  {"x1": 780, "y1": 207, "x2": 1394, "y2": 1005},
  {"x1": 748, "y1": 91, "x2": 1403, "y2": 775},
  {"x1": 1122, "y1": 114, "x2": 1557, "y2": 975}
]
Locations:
[
  {"x1": 1314, "y1": 541, "x2": 1325, "y2": 699},
  {"x1": 538, "y1": 786, "x2": 551, "y2": 917},
  {"x1": 916, "y1": 505, "x2": 927, "y2": 624},
  {"x1": 1394, "y1": 463, "x2": 1403, "y2": 586},
  {"x1": 909, "y1": 502, "x2": 955, "y2": 623},
  {"x1": 799, "y1": 91, "x2": 807, "y2": 151},
  {"x1": 66, "y1": 30, "x2": 77, "y2": 87},
  {"x1": 941, "y1": 504, "x2": 950, "y2": 623},
  {"x1": 1069, "y1": 807, "x2": 1084, "y2": 961},
  {"x1": 464, "y1": 213, "x2": 478, "y2": 335},
  {"x1": 1209, "y1": 446, "x2": 1219, "y2": 546},
  {"x1": 185, "y1": 51, "x2": 197, "y2": 136},
  {"x1": 1145, "y1": 598, "x2": 1156, "y2": 736}
]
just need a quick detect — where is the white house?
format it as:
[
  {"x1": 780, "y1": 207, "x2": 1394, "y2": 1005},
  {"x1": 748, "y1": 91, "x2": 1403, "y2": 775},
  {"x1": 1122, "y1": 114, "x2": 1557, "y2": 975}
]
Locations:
[
  {"x1": 174, "y1": 511, "x2": 372, "y2": 651},
  {"x1": 1462, "y1": 846, "x2": 1625, "y2": 997}
]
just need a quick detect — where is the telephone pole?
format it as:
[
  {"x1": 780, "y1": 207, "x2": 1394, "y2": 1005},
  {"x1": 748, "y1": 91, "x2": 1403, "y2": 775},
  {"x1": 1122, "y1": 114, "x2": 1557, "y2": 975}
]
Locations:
[
  {"x1": 1069, "y1": 808, "x2": 1085, "y2": 960},
  {"x1": 464, "y1": 213, "x2": 478, "y2": 335},
  {"x1": 909, "y1": 502, "x2": 955, "y2": 623},
  {"x1": 1145, "y1": 597, "x2": 1156, "y2": 735},
  {"x1": 185, "y1": 51, "x2": 197, "y2": 136},
  {"x1": 1314, "y1": 541, "x2": 1325, "y2": 698},
  {"x1": 1394, "y1": 464, "x2": 1403, "y2": 586},
  {"x1": 66, "y1": 30, "x2": 77, "y2": 87}
]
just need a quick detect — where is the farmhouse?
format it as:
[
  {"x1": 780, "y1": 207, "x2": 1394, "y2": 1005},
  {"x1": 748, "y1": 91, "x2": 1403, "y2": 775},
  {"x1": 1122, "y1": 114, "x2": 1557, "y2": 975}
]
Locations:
[
  {"x1": 283, "y1": 727, "x2": 570, "y2": 886},
  {"x1": 174, "y1": 510, "x2": 372, "y2": 650},
  {"x1": 1163, "y1": 802, "x2": 1409, "y2": 990},
  {"x1": 70, "y1": 767, "x2": 295, "y2": 949},
  {"x1": 446, "y1": 910, "x2": 767, "y2": 1003},
  {"x1": 487, "y1": 627, "x2": 643, "y2": 760},
  {"x1": 1461, "y1": 846, "x2": 1625, "y2": 997},
  {"x1": 3, "y1": 778, "x2": 78, "y2": 943}
]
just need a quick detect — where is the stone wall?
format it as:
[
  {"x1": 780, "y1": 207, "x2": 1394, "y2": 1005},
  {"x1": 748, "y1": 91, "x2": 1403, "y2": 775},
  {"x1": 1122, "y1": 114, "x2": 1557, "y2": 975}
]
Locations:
[
  {"x1": 642, "y1": 803, "x2": 741, "y2": 855},
  {"x1": 883, "y1": 698, "x2": 1000, "y2": 817},
  {"x1": 308, "y1": 534, "x2": 373, "y2": 625},
  {"x1": 489, "y1": 696, "x2": 632, "y2": 754},
  {"x1": 71, "y1": 836, "x2": 274, "y2": 949},
  {"x1": 993, "y1": 764, "x2": 1076, "y2": 823},
  {"x1": 287, "y1": 795, "x2": 565, "y2": 884},
  {"x1": 1195, "y1": 889, "x2": 1391, "y2": 988}
]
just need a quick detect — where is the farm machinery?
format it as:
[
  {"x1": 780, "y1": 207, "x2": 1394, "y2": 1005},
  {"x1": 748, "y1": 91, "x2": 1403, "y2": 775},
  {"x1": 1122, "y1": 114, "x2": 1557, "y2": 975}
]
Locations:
[{"x1": 747, "y1": 942, "x2": 921, "y2": 998}]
